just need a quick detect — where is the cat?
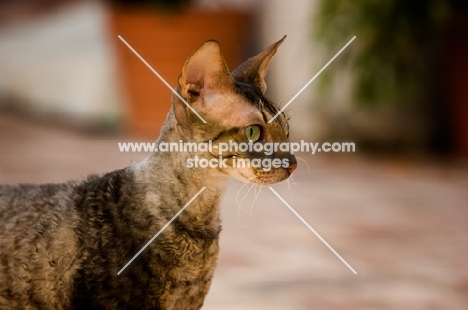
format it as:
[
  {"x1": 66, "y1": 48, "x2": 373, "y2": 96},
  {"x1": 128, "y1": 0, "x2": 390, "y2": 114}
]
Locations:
[{"x1": 0, "y1": 36, "x2": 296, "y2": 309}]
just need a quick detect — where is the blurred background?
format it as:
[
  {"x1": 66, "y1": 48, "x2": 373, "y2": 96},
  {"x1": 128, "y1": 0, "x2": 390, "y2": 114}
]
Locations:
[{"x1": 0, "y1": 0, "x2": 467, "y2": 309}]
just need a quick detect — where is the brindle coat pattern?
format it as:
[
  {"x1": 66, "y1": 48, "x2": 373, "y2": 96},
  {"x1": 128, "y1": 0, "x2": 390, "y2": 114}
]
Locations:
[{"x1": 0, "y1": 37, "x2": 295, "y2": 309}]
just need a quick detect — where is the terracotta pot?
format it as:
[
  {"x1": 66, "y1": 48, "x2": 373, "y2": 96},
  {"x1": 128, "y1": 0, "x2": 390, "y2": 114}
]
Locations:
[{"x1": 107, "y1": 8, "x2": 251, "y2": 137}]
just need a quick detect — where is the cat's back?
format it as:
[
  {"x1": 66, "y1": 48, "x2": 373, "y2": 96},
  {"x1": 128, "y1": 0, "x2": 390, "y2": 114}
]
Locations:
[
  {"x1": 0, "y1": 181, "x2": 81, "y2": 309},
  {"x1": 0, "y1": 182, "x2": 79, "y2": 244},
  {"x1": 0, "y1": 182, "x2": 76, "y2": 220}
]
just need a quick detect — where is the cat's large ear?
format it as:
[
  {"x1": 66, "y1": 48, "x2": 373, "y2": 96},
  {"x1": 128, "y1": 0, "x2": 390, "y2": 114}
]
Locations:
[
  {"x1": 178, "y1": 40, "x2": 235, "y2": 101},
  {"x1": 231, "y1": 35, "x2": 286, "y2": 93}
]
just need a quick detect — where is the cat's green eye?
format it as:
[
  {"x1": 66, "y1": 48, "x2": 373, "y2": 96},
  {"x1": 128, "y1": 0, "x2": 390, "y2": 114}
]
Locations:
[
  {"x1": 245, "y1": 125, "x2": 261, "y2": 142},
  {"x1": 284, "y1": 122, "x2": 290, "y2": 137}
]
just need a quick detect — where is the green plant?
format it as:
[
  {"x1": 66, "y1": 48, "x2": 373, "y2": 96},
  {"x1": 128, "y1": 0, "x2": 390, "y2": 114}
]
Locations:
[{"x1": 315, "y1": 0, "x2": 451, "y2": 107}]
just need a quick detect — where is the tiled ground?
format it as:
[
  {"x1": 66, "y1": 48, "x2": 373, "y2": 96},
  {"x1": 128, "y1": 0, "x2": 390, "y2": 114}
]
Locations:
[{"x1": 1, "y1": 112, "x2": 468, "y2": 309}]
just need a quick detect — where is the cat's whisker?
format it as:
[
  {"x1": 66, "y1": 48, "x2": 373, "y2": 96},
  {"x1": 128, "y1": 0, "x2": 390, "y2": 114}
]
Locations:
[
  {"x1": 256, "y1": 182, "x2": 265, "y2": 210},
  {"x1": 286, "y1": 177, "x2": 296, "y2": 201},
  {"x1": 235, "y1": 181, "x2": 249, "y2": 227},
  {"x1": 235, "y1": 177, "x2": 252, "y2": 207},
  {"x1": 239, "y1": 182, "x2": 256, "y2": 212},
  {"x1": 249, "y1": 182, "x2": 264, "y2": 216},
  {"x1": 226, "y1": 179, "x2": 245, "y2": 191},
  {"x1": 295, "y1": 156, "x2": 311, "y2": 173},
  {"x1": 247, "y1": 184, "x2": 256, "y2": 222},
  {"x1": 236, "y1": 214, "x2": 249, "y2": 228},
  {"x1": 237, "y1": 182, "x2": 257, "y2": 227},
  {"x1": 238, "y1": 177, "x2": 257, "y2": 208},
  {"x1": 248, "y1": 184, "x2": 258, "y2": 217},
  {"x1": 235, "y1": 176, "x2": 256, "y2": 228},
  {"x1": 235, "y1": 188, "x2": 250, "y2": 228},
  {"x1": 289, "y1": 174, "x2": 299, "y2": 185}
]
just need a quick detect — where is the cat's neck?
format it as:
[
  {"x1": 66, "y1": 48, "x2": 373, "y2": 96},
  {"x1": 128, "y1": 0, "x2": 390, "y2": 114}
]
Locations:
[{"x1": 131, "y1": 108, "x2": 228, "y2": 226}]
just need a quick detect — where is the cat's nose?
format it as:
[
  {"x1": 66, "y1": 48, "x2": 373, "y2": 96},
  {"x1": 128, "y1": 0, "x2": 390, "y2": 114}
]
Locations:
[{"x1": 287, "y1": 162, "x2": 297, "y2": 174}]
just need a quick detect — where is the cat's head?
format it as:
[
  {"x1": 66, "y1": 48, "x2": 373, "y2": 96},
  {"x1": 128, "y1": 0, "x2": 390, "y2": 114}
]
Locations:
[{"x1": 173, "y1": 36, "x2": 296, "y2": 185}]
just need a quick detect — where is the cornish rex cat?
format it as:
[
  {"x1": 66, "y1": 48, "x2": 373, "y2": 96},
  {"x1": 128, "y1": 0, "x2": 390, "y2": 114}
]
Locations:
[{"x1": 0, "y1": 36, "x2": 296, "y2": 309}]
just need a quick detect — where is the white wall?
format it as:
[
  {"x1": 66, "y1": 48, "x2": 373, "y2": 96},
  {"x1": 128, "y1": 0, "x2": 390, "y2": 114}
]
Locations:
[
  {"x1": 260, "y1": 0, "x2": 325, "y2": 141},
  {"x1": 0, "y1": 1, "x2": 122, "y2": 127}
]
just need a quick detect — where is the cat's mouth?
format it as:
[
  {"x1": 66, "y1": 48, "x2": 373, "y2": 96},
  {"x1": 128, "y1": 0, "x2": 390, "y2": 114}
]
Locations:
[
  {"x1": 253, "y1": 167, "x2": 295, "y2": 185},
  {"x1": 234, "y1": 157, "x2": 296, "y2": 185}
]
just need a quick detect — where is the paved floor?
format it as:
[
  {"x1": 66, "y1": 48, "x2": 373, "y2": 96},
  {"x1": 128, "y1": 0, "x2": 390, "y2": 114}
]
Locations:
[{"x1": 1, "y1": 112, "x2": 468, "y2": 309}]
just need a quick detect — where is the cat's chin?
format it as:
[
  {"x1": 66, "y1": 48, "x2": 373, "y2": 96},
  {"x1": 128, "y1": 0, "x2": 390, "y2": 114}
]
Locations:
[
  {"x1": 231, "y1": 168, "x2": 292, "y2": 185},
  {"x1": 253, "y1": 169, "x2": 293, "y2": 185}
]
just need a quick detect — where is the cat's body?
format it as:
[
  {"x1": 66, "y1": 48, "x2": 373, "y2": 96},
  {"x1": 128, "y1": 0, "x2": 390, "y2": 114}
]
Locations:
[
  {"x1": 0, "y1": 162, "x2": 223, "y2": 309},
  {"x1": 0, "y1": 37, "x2": 295, "y2": 309}
]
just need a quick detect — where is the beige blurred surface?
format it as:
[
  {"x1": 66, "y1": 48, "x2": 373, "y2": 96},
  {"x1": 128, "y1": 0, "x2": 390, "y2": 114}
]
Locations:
[{"x1": 1, "y1": 112, "x2": 467, "y2": 309}]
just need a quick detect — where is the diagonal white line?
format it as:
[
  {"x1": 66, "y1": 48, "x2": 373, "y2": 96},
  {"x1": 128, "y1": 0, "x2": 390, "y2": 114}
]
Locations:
[
  {"x1": 118, "y1": 35, "x2": 207, "y2": 124},
  {"x1": 269, "y1": 36, "x2": 356, "y2": 123},
  {"x1": 268, "y1": 187, "x2": 357, "y2": 274},
  {"x1": 117, "y1": 187, "x2": 206, "y2": 275}
]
